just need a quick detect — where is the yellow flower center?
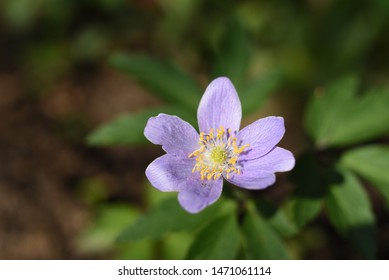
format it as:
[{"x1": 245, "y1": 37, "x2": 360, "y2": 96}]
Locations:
[
  {"x1": 210, "y1": 146, "x2": 228, "y2": 164},
  {"x1": 188, "y1": 126, "x2": 250, "y2": 180}
]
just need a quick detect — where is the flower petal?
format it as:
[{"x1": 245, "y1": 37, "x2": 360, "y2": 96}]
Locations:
[
  {"x1": 226, "y1": 170, "x2": 275, "y2": 190},
  {"x1": 240, "y1": 147, "x2": 295, "y2": 172},
  {"x1": 145, "y1": 154, "x2": 195, "y2": 192},
  {"x1": 237, "y1": 116, "x2": 285, "y2": 160},
  {"x1": 144, "y1": 113, "x2": 199, "y2": 158},
  {"x1": 146, "y1": 154, "x2": 224, "y2": 213},
  {"x1": 227, "y1": 147, "x2": 294, "y2": 190},
  {"x1": 197, "y1": 77, "x2": 242, "y2": 134},
  {"x1": 249, "y1": 147, "x2": 295, "y2": 172},
  {"x1": 178, "y1": 178, "x2": 223, "y2": 213}
]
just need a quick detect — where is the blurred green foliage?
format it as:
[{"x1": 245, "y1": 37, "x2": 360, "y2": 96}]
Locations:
[
  {"x1": 2, "y1": 0, "x2": 389, "y2": 260},
  {"x1": 326, "y1": 170, "x2": 376, "y2": 259},
  {"x1": 187, "y1": 214, "x2": 241, "y2": 259},
  {"x1": 305, "y1": 76, "x2": 389, "y2": 148},
  {"x1": 243, "y1": 202, "x2": 289, "y2": 259},
  {"x1": 341, "y1": 145, "x2": 389, "y2": 207}
]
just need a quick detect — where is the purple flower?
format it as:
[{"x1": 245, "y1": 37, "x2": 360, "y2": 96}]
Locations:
[{"x1": 144, "y1": 77, "x2": 295, "y2": 213}]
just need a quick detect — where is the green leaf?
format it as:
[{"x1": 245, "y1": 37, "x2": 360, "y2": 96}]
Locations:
[
  {"x1": 163, "y1": 232, "x2": 194, "y2": 260},
  {"x1": 186, "y1": 214, "x2": 240, "y2": 260},
  {"x1": 340, "y1": 145, "x2": 389, "y2": 184},
  {"x1": 212, "y1": 21, "x2": 251, "y2": 90},
  {"x1": 340, "y1": 145, "x2": 389, "y2": 206},
  {"x1": 305, "y1": 75, "x2": 389, "y2": 148},
  {"x1": 293, "y1": 199, "x2": 322, "y2": 229},
  {"x1": 268, "y1": 209, "x2": 299, "y2": 238},
  {"x1": 109, "y1": 53, "x2": 201, "y2": 111},
  {"x1": 240, "y1": 72, "x2": 282, "y2": 116},
  {"x1": 87, "y1": 110, "x2": 155, "y2": 146},
  {"x1": 242, "y1": 203, "x2": 289, "y2": 259},
  {"x1": 117, "y1": 196, "x2": 223, "y2": 242},
  {"x1": 116, "y1": 240, "x2": 154, "y2": 260},
  {"x1": 87, "y1": 106, "x2": 195, "y2": 146},
  {"x1": 77, "y1": 204, "x2": 140, "y2": 254},
  {"x1": 326, "y1": 170, "x2": 376, "y2": 259},
  {"x1": 254, "y1": 199, "x2": 298, "y2": 238}
]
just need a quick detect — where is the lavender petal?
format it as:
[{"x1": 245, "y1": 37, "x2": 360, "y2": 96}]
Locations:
[
  {"x1": 240, "y1": 147, "x2": 295, "y2": 173},
  {"x1": 197, "y1": 77, "x2": 242, "y2": 134},
  {"x1": 178, "y1": 178, "x2": 223, "y2": 214},
  {"x1": 226, "y1": 170, "x2": 276, "y2": 190},
  {"x1": 145, "y1": 154, "x2": 195, "y2": 192},
  {"x1": 237, "y1": 116, "x2": 285, "y2": 160},
  {"x1": 227, "y1": 147, "x2": 294, "y2": 189},
  {"x1": 144, "y1": 113, "x2": 199, "y2": 158}
]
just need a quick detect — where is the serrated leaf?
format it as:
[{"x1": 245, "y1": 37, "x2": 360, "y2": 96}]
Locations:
[
  {"x1": 305, "y1": 76, "x2": 389, "y2": 148},
  {"x1": 340, "y1": 145, "x2": 389, "y2": 183},
  {"x1": 186, "y1": 214, "x2": 240, "y2": 260},
  {"x1": 340, "y1": 145, "x2": 389, "y2": 206},
  {"x1": 305, "y1": 77, "x2": 357, "y2": 145},
  {"x1": 326, "y1": 170, "x2": 376, "y2": 259},
  {"x1": 87, "y1": 106, "x2": 195, "y2": 146},
  {"x1": 243, "y1": 203, "x2": 289, "y2": 259},
  {"x1": 109, "y1": 53, "x2": 201, "y2": 111},
  {"x1": 117, "y1": 196, "x2": 221, "y2": 243}
]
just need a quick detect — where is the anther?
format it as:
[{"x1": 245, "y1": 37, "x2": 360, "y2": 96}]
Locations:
[{"x1": 188, "y1": 126, "x2": 249, "y2": 181}]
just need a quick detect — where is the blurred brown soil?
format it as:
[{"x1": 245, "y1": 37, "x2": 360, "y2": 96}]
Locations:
[{"x1": 0, "y1": 69, "x2": 159, "y2": 259}]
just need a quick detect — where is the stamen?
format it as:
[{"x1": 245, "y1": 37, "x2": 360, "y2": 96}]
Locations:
[
  {"x1": 209, "y1": 128, "x2": 214, "y2": 139},
  {"x1": 188, "y1": 126, "x2": 250, "y2": 181},
  {"x1": 217, "y1": 126, "x2": 225, "y2": 139}
]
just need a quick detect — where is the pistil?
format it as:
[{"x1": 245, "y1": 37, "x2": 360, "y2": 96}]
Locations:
[{"x1": 188, "y1": 126, "x2": 249, "y2": 180}]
